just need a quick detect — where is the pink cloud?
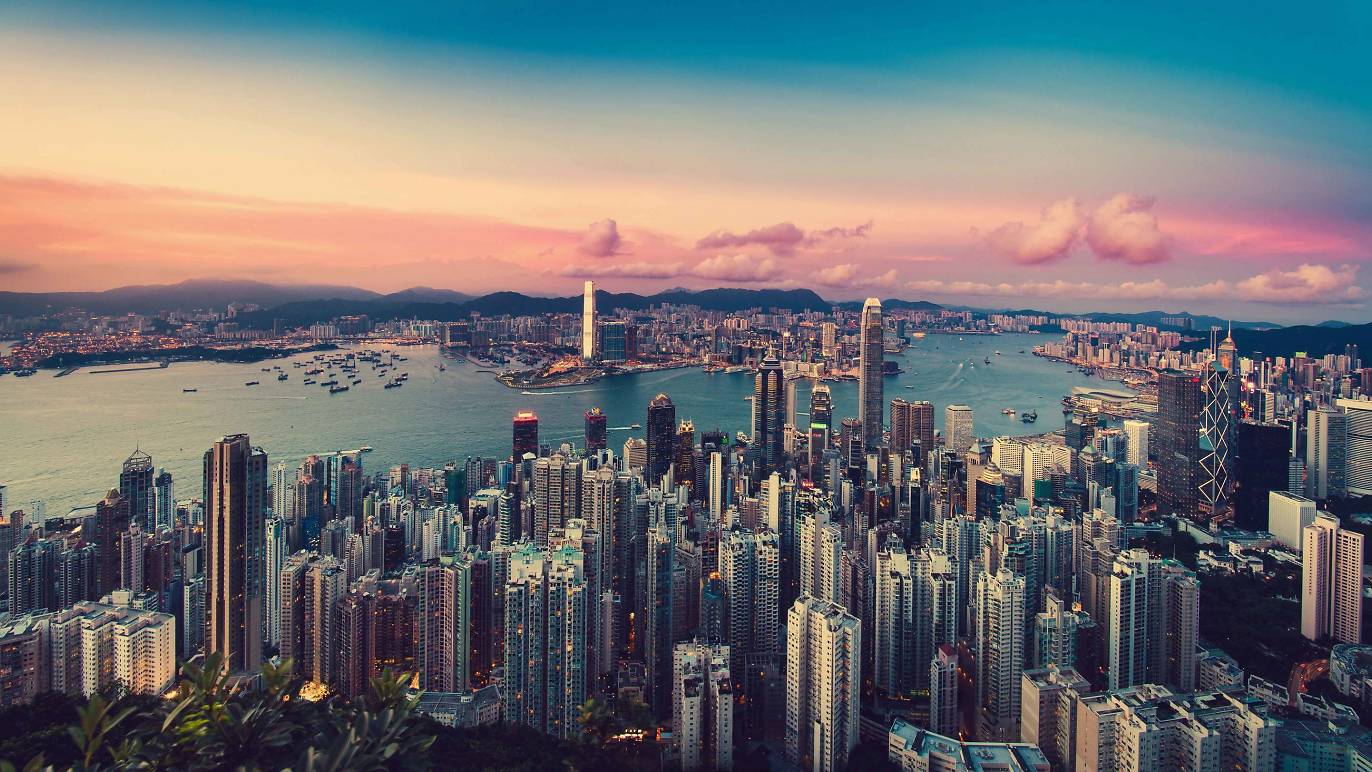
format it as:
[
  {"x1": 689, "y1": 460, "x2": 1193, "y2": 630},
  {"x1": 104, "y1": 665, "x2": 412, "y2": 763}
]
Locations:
[
  {"x1": 696, "y1": 222, "x2": 806, "y2": 255},
  {"x1": 1235, "y1": 263, "x2": 1364, "y2": 304},
  {"x1": 982, "y1": 198, "x2": 1083, "y2": 264},
  {"x1": 1086, "y1": 193, "x2": 1171, "y2": 264},
  {"x1": 804, "y1": 220, "x2": 874, "y2": 245},
  {"x1": 690, "y1": 254, "x2": 781, "y2": 282},
  {"x1": 578, "y1": 218, "x2": 623, "y2": 257},
  {"x1": 559, "y1": 261, "x2": 682, "y2": 279}
]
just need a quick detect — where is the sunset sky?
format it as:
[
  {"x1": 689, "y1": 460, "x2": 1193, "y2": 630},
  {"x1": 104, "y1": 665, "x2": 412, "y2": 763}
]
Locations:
[{"x1": 1, "y1": 2, "x2": 1370, "y2": 322}]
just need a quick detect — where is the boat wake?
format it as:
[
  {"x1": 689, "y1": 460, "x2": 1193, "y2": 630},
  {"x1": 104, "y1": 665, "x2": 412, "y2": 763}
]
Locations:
[{"x1": 520, "y1": 388, "x2": 597, "y2": 395}]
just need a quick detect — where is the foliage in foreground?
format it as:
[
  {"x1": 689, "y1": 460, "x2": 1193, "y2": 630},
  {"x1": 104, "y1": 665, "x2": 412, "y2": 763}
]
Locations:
[{"x1": 0, "y1": 654, "x2": 657, "y2": 772}]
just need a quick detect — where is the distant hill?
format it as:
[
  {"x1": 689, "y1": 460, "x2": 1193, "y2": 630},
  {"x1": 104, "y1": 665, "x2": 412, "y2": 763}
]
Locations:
[
  {"x1": 984, "y1": 308, "x2": 1277, "y2": 331},
  {"x1": 0, "y1": 279, "x2": 381, "y2": 316},
  {"x1": 1179, "y1": 322, "x2": 1372, "y2": 358},
  {"x1": 381, "y1": 286, "x2": 473, "y2": 304},
  {"x1": 233, "y1": 287, "x2": 846, "y2": 328},
  {"x1": 834, "y1": 298, "x2": 943, "y2": 312}
]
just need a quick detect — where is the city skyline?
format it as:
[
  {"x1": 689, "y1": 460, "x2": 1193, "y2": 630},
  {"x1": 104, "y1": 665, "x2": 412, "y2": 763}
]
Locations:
[{"x1": 1, "y1": 3, "x2": 1370, "y2": 323}]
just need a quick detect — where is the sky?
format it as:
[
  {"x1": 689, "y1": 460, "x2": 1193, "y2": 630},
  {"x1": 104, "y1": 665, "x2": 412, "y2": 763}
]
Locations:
[{"x1": 1, "y1": 2, "x2": 1370, "y2": 323}]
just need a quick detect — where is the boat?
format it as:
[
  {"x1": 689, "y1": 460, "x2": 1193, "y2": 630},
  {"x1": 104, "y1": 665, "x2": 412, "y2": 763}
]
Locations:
[
  {"x1": 245, "y1": 381, "x2": 260, "y2": 386},
  {"x1": 1021, "y1": 410, "x2": 1038, "y2": 422},
  {"x1": 261, "y1": 368, "x2": 271, "y2": 372},
  {"x1": 277, "y1": 373, "x2": 288, "y2": 381},
  {"x1": 359, "y1": 445, "x2": 374, "y2": 453},
  {"x1": 995, "y1": 351, "x2": 1002, "y2": 356},
  {"x1": 629, "y1": 423, "x2": 642, "y2": 430},
  {"x1": 384, "y1": 381, "x2": 402, "y2": 389},
  {"x1": 351, "y1": 378, "x2": 362, "y2": 385},
  {"x1": 984, "y1": 357, "x2": 991, "y2": 365},
  {"x1": 14, "y1": 368, "x2": 36, "y2": 377},
  {"x1": 1001, "y1": 408, "x2": 1016, "y2": 415},
  {"x1": 329, "y1": 384, "x2": 349, "y2": 394},
  {"x1": 182, "y1": 388, "x2": 197, "y2": 393},
  {"x1": 303, "y1": 378, "x2": 316, "y2": 385},
  {"x1": 321, "y1": 379, "x2": 338, "y2": 386},
  {"x1": 905, "y1": 385, "x2": 915, "y2": 389}
]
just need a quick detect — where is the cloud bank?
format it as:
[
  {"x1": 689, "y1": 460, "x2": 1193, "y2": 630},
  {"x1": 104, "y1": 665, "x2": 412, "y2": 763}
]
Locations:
[{"x1": 982, "y1": 193, "x2": 1172, "y2": 265}]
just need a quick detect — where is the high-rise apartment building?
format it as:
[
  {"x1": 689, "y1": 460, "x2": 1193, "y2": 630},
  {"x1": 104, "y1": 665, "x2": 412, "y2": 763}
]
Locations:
[
  {"x1": 1302, "y1": 513, "x2": 1363, "y2": 644},
  {"x1": 503, "y1": 543, "x2": 588, "y2": 739},
  {"x1": 890, "y1": 399, "x2": 935, "y2": 457},
  {"x1": 976, "y1": 568, "x2": 1026, "y2": 742},
  {"x1": 673, "y1": 641, "x2": 733, "y2": 771},
  {"x1": 785, "y1": 596, "x2": 861, "y2": 772},
  {"x1": 204, "y1": 434, "x2": 267, "y2": 675},
  {"x1": 417, "y1": 554, "x2": 472, "y2": 692}
]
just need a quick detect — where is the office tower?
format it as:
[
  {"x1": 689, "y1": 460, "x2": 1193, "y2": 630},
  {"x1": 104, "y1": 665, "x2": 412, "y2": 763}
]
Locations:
[
  {"x1": 858, "y1": 297, "x2": 884, "y2": 449},
  {"x1": 945, "y1": 404, "x2": 974, "y2": 455},
  {"x1": 93, "y1": 489, "x2": 131, "y2": 597},
  {"x1": 676, "y1": 420, "x2": 697, "y2": 488},
  {"x1": 153, "y1": 469, "x2": 174, "y2": 531},
  {"x1": 600, "y1": 320, "x2": 629, "y2": 362},
  {"x1": 1233, "y1": 421, "x2": 1291, "y2": 530},
  {"x1": 336, "y1": 455, "x2": 363, "y2": 524},
  {"x1": 809, "y1": 385, "x2": 833, "y2": 480},
  {"x1": 417, "y1": 554, "x2": 472, "y2": 692},
  {"x1": 584, "y1": 407, "x2": 608, "y2": 452},
  {"x1": 581, "y1": 279, "x2": 597, "y2": 361},
  {"x1": 976, "y1": 568, "x2": 1026, "y2": 742},
  {"x1": 1302, "y1": 513, "x2": 1364, "y2": 644},
  {"x1": 1306, "y1": 408, "x2": 1348, "y2": 500},
  {"x1": 513, "y1": 411, "x2": 539, "y2": 460},
  {"x1": 504, "y1": 543, "x2": 588, "y2": 739},
  {"x1": 673, "y1": 641, "x2": 733, "y2": 771},
  {"x1": 785, "y1": 597, "x2": 861, "y2": 772},
  {"x1": 1122, "y1": 419, "x2": 1149, "y2": 467},
  {"x1": 1337, "y1": 398, "x2": 1372, "y2": 495},
  {"x1": 929, "y1": 644, "x2": 960, "y2": 738},
  {"x1": 1115, "y1": 462, "x2": 1140, "y2": 523},
  {"x1": 204, "y1": 434, "x2": 267, "y2": 675},
  {"x1": 272, "y1": 461, "x2": 295, "y2": 523},
  {"x1": 1199, "y1": 332, "x2": 1238, "y2": 515},
  {"x1": 1019, "y1": 664, "x2": 1090, "y2": 771},
  {"x1": 890, "y1": 399, "x2": 934, "y2": 456},
  {"x1": 754, "y1": 351, "x2": 786, "y2": 471},
  {"x1": 623, "y1": 437, "x2": 648, "y2": 471},
  {"x1": 1156, "y1": 370, "x2": 1202, "y2": 518},
  {"x1": 1268, "y1": 491, "x2": 1316, "y2": 551},
  {"x1": 719, "y1": 530, "x2": 779, "y2": 673},
  {"x1": 45, "y1": 602, "x2": 177, "y2": 699},
  {"x1": 647, "y1": 394, "x2": 677, "y2": 485},
  {"x1": 785, "y1": 375, "x2": 801, "y2": 430},
  {"x1": 119, "y1": 449, "x2": 155, "y2": 529},
  {"x1": 291, "y1": 462, "x2": 325, "y2": 549}
]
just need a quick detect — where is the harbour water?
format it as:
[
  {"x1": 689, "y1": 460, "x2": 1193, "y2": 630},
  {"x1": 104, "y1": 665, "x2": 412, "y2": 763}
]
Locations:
[{"x1": 1, "y1": 332, "x2": 1116, "y2": 515}]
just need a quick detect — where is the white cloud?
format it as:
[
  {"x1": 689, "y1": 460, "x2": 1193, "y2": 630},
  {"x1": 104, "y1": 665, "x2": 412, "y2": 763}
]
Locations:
[
  {"x1": 1085, "y1": 194, "x2": 1170, "y2": 264},
  {"x1": 983, "y1": 198, "x2": 1083, "y2": 264}
]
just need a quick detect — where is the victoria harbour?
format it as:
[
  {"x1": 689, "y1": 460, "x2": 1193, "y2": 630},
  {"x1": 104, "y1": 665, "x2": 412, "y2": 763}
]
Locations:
[{"x1": 2, "y1": 332, "x2": 1107, "y2": 515}]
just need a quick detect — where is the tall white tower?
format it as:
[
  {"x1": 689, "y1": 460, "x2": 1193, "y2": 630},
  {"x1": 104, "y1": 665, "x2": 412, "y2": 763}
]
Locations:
[{"x1": 582, "y1": 280, "x2": 597, "y2": 361}]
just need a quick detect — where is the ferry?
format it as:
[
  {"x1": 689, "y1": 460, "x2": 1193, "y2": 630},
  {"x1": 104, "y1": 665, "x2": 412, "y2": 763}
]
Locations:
[
  {"x1": 245, "y1": 381, "x2": 260, "y2": 386},
  {"x1": 328, "y1": 384, "x2": 349, "y2": 394},
  {"x1": 1001, "y1": 408, "x2": 1016, "y2": 415},
  {"x1": 384, "y1": 380, "x2": 402, "y2": 389},
  {"x1": 629, "y1": 423, "x2": 642, "y2": 430}
]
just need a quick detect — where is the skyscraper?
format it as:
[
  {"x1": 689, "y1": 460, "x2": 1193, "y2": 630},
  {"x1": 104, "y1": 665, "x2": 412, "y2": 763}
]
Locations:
[
  {"x1": 503, "y1": 543, "x2": 587, "y2": 739},
  {"x1": 646, "y1": 394, "x2": 677, "y2": 485},
  {"x1": 945, "y1": 404, "x2": 974, "y2": 455},
  {"x1": 204, "y1": 434, "x2": 268, "y2": 675},
  {"x1": 753, "y1": 351, "x2": 786, "y2": 472},
  {"x1": 1122, "y1": 419, "x2": 1149, "y2": 467},
  {"x1": 1302, "y1": 513, "x2": 1363, "y2": 644},
  {"x1": 890, "y1": 399, "x2": 934, "y2": 457},
  {"x1": 1306, "y1": 408, "x2": 1348, "y2": 500},
  {"x1": 1156, "y1": 371, "x2": 1202, "y2": 518},
  {"x1": 93, "y1": 489, "x2": 131, "y2": 597},
  {"x1": 584, "y1": 407, "x2": 607, "y2": 453},
  {"x1": 785, "y1": 596, "x2": 861, "y2": 772},
  {"x1": 581, "y1": 280, "x2": 597, "y2": 361},
  {"x1": 975, "y1": 568, "x2": 1026, "y2": 742},
  {"x1": 808, "y1": 385, "x2": 833, "y2": 481},
  {"x1": 1199, "y1": 330, "x2": 1238, "y2": 515},
  {"x1": 513, "y1": 411, "x2": 539, "y2": 460},
  {"x1": 119, "y1": 449, "x2": 154, "y2": 529},
  {"x1": 417, "y1": 554, "x2": 472, "y2": 692},
  {"x1": 858, "y1": 297, "x2": 884, "y2": 449},
  {"x1": 673, "y1": 641, "x2": 733, "y2": 772}
]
